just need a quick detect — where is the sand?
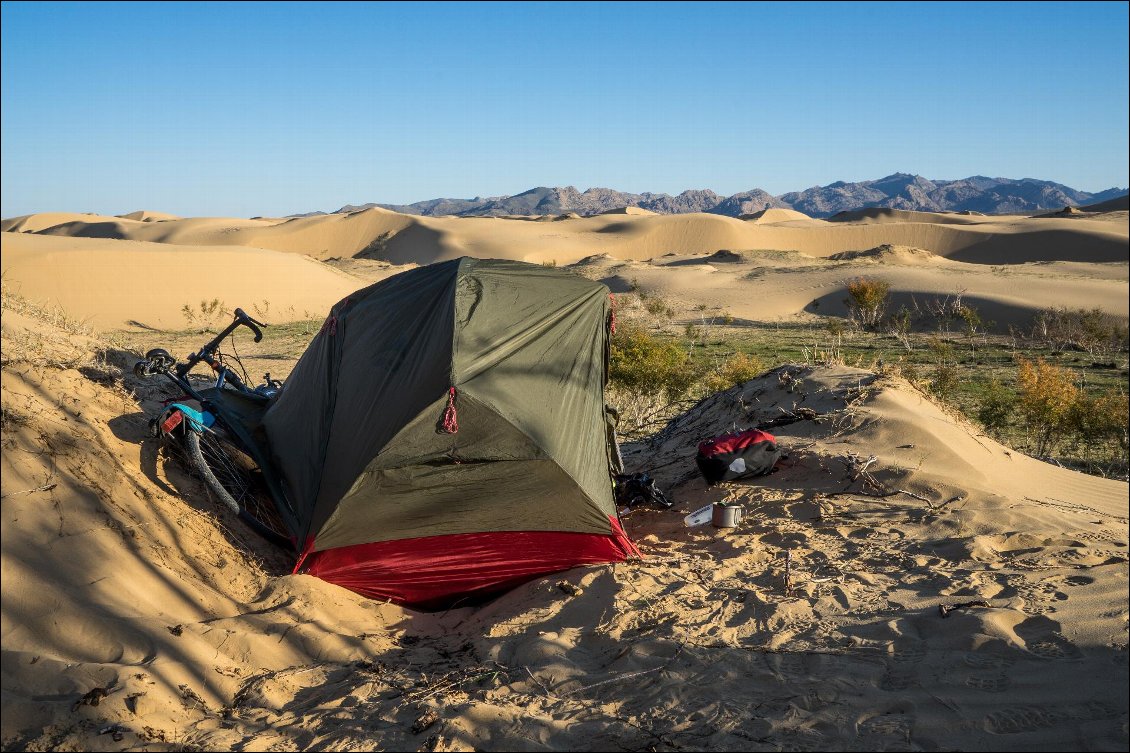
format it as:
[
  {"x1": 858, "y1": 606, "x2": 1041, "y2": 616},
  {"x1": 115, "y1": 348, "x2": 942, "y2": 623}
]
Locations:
[
  {"x1": 1, "y1": 202, "x2": 1127, "y2": 750},
  {"x1": 5, "y1": 205, "x2": 1126, "y2": 334},
  {"x1": 8, "y1": 202, "x2": 1128, "y2": 269},
  {"x1": 1, "y1": 233, "x2": 360, "y2": 329}
]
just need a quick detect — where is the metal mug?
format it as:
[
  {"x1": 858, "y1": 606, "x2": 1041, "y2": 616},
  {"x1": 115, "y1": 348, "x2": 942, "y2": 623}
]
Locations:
[{"x1": 712, "y1": 502, "x2": 743, "y2": 528}]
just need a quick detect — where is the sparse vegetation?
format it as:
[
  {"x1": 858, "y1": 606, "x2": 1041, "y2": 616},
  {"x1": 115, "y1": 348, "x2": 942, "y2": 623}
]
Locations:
[
  {"x1": 701, "y1": 352, "x2": 764, "y2": 394},
  {"x1": 601, "y1": 298, "x2": 1127, "y2": 476},
  {"x1": 1032, "y1": 306, "x2": 1128, "y2": 357},
  {"x1": 1015, "y1": 357, "x2": 1079, "y2": 457},
  {"x1": 845, "y1": 276, "x2": 890, "y2": 330},
  {"x1": 609, "y1": 324, "x2": 698, "y2": 402},
  {"x1": 181, "y1": 298, "x2": 229, "y2": 330}
]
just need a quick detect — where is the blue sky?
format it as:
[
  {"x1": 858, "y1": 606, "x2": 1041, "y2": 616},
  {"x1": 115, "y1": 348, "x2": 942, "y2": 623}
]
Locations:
[{"x1": 2, "y1": 1, "x2": 1127, "y2": 217}]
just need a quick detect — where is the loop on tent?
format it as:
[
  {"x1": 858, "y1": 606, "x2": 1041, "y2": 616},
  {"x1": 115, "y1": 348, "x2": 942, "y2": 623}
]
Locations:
[
  {"x1": 321, "y1": 297, "x2": 351, "y2": 336},
  {"x1": 440, "y1": 387, "x2": 459, "y2": 434},
  {"x1": 609, "y1": 293, "x2": 617, "y2": 334}
]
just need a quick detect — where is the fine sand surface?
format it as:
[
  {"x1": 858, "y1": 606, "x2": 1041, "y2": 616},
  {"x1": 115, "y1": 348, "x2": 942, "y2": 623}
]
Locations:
[
  {"x1": 1, "y1": 307, "x2": 1126, "y2": 750},
  {"x1": 0, "y1": 233, "x2": 362, "y2": 329},
  {"x1": 3, "y1": 204, "x2": 1127, "y2": 334},
  {"x1": 1, "y1": 202, "x2": 1127, "y2": 749},
  {"x1": 6, "y1": 203, "x2": 1128, "y2": 268}
]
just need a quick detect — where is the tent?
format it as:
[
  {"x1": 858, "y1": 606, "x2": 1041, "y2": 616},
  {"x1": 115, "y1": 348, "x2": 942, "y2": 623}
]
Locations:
[{"x1": 262, "y1": 257, "x2": 638, "y2": 607}]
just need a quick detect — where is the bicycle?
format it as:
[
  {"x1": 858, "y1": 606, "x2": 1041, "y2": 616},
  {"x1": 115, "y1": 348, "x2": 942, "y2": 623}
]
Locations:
[{"x1": 133, "y1": 308, "x2": 294, "y2": 549}]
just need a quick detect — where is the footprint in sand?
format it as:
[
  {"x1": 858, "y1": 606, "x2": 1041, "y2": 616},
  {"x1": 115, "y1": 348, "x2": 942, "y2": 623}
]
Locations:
[
  {"x1": 963, "y1": 651, "x2": 1015, "y2": 670},
  {"x1": 964, "y1": 673, "x2": 1011, "y2": 693},
  {"x1": 850, "y1": 711, "x2": 915, "y2": 752},
  {"x1": 983, "y1": 706, "x2": 1057, "y2": 734},
  {"x1": 879, "y1": 641, "x2": 926, "y2": 692},
  {"x1": 1024, "y1": 636, "x2": 1083, "y2": 661}
]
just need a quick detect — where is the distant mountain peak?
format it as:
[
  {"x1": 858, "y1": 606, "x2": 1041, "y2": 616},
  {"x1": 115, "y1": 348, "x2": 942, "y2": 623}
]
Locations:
[{"x1": 335, "y1": 177, "x2": 1127, "y2": 219}]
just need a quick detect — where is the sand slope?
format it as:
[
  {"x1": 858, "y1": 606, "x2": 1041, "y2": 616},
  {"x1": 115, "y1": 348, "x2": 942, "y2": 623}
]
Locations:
[
  {"x1": 587, "y1": 247, "x2": 1129, "y2": 327},
  {"x1": 1, "y1": 295, "x2": 1125, "y2": 750},
  {"x1": 8, "y1": 205, "x2": 1127, "y2": 267},
  {"x1": 1, "y1": 233, "x2": 361, "y2": 329},
  {"x1": 5, "y1": 205, "x2": 1125, "y2": 334},
  {"x1": 117, "y1": 210, "x2": 182, "y2": 222}
]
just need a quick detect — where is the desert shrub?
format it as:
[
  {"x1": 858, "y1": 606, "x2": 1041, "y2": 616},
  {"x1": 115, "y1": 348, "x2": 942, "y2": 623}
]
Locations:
[
  {"x1": 923, "y1": 337, "x2": 960, "y2": 402},
  {"x1": 609, "y1": 324, "x2": 698, "y2": 401},
  {"x1": 181, "y1": 298, "x2": 228, "y2": 330},
  {"x1": 898, "y1": 358, "x2": 920, "y2": 383},
  {"x1": 1016, "y1": 357, "x2": 1079, "y2": 456},
  {"x1": 1033, "y1": 307, "x2": 1129, "y2": 356},
  {"x1": 1067, "y1": 389, "x2": 1129, "y2": 471},
  {"x1": 825, "y1": 317, "x2": 848, "y2": 339},
  {"x1": 957, "y1": 304, "x2": 989, "y2": 358},
  {"x1": 643, "y1": 296, "x2": 674, "y2": 327},
  {"x1": 702, "y1": 353, "x2": 764, "y2": 394},
  {"x1": 887, "y1": 307, "x2": 913, "y2": 351},
  {"x1": 607, "y1": 325, "x2": 702, "y2": 439},
  {"x1": 845, "y1": 277, "x2": 890, "y2": 330},
  {"x1": 977, "y1": 380, "x2": 1016, "y2": 434},
  {"x1": 926, "y1": 336, "x2": 955, "y2": 367},
  {"x1": 930, "y1": 364, "x2": 960, "y2": 403}
]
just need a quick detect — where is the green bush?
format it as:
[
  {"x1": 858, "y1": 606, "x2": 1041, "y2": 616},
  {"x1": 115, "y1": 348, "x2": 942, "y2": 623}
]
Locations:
[
  {"x1": 609, "y1": 325, "x2": 698, "y2": 401},
  {"x1": 702, "y1": 353, "x2": 764, "y2": 393},
  {"x1": 846, "y1": 277, "x2": 890, "y2": 329},
  {"x1": 977, "y1": 380, "x2": 1015, "y2": 434},
  {"x1": 1017, "y1": 357, "x2": 1078, "y2": 456},
  {"x1": 1067, "y1": 389, "x2": 1130, "y2": 468}
]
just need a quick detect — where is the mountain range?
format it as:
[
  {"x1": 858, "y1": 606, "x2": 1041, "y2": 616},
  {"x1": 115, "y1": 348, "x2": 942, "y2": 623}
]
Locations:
[{"x1": 330, "y1": 174, "x2": 1128, "y2": 219}]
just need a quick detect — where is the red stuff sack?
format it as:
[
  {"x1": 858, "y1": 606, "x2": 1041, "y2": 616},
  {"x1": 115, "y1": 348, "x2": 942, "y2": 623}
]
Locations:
[{"x1": 695, "y1": 429, "x2": 781, "y2": 485}]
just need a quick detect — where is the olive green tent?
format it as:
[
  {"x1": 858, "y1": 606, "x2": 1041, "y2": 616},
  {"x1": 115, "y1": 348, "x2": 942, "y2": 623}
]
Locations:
[{"x1": 262, "y1": 257, "x2": 637, "y2": 606}]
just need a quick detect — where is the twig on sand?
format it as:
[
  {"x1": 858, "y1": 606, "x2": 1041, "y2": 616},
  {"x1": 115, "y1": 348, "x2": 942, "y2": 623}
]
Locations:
[
  {"x1": 781, "y1": 550, "x2": 793, "y2": 596},
  {"x1": 560, "y1": 646, "x2": 685, "y2": 698},
  {"x1": 938, "y1": 600, "x2": 991, "y2": 618},
  {"x1": 524, "y1": 666, "x2": 553, "y2": 696},
  {"x1": 560, "y1": 663, "x2": 670, "y2": 697},
  {"x1": 1, "y1": 482, "x2": 57, "y2": 499},
  {"x1": 822, "y1": 488, "x2": 933, "y2": 504},
  {"x1": 840, "y1": 453, "x2": 878, "y2": 481}
]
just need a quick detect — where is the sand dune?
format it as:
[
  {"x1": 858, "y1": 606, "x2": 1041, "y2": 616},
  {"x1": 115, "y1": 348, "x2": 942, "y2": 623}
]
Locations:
[
  {"x1": 2, "y1": 296, "x2": 1125, "y2": 750},
  {"x1": 1082, "y1": 194, "x2": 1130, "y2": 212},
  {"x1": 739, "y1": 207, "x2": 821, "y2": 224},
  {"x1": 4, "y1": 204, "x2": 1125, "y2": 333},
  {"x1": 117, "y1": 210, "x2": 182, "y2": 222},
  {"x1": 8, "y1": 205, "x2": 1127, "y2": 270},
  {"x1": 0, "y1": 212, "x2": 138, "y2": 234},
  {"x1": 586, "y1": 247, "x2": 1128, "y2": 328},
  {"x1": 597, "y1": 206, "x2": 657, "y2": 216},
  {"x1": 826, "y1": 207, "x2": 989, "y2": 224},
  {"x1": 0, "y1": 233, "x2": 359, "y2": 329}
]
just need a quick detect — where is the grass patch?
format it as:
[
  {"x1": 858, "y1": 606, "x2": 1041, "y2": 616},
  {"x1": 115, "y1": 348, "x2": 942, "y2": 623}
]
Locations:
[{"x1": 612, "y1": 317, "x2": 1128, "y2": 479}]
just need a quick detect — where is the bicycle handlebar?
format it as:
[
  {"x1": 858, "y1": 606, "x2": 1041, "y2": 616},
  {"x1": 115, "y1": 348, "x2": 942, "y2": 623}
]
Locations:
[
  {"x1": 174, "y1": 308, "x2": 267, "y2": 378},
  {"x1": 233, "y1": 308, "x2": 265, "y2": 342}
]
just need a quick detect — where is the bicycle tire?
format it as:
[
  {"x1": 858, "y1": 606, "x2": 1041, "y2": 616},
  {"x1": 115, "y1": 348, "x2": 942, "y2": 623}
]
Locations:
[{"x1": 183, "y1": 429, "x2": 291, "y2": 548}]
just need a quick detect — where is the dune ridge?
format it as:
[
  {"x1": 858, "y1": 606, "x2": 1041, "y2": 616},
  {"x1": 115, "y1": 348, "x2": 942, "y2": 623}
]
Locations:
[
  {"x1": 7, "y1": 205, "x2": 1126, "y2": 269},
  {"x1": 3, "y1": 204, "x2": 1125, "y2": 333},
  {"x1": 0, "y1": 233, "x2": 361, "y2": 329}
]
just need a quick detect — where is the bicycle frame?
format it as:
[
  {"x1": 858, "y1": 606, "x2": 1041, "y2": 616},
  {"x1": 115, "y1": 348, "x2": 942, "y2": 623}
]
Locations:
[{"x1": 140, "y1": 309, "x2": 298, "y2": 543}]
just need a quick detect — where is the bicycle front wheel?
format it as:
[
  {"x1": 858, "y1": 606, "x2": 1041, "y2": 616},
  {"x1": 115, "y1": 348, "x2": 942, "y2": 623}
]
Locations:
[{"x1": 183, "y1": 429, "x2": 291, "y2": 548}]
